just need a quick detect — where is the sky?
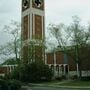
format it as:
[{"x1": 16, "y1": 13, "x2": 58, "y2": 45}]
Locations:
[
  {"x1": 0, "y1": 0, "x2": 90, "y2": 44},
  {"x1": 45, "y1": 0, "x2": 90, "y2": 25},
  {"x1": 0, "y1": 0, "x2": 90, "y2": 62}
]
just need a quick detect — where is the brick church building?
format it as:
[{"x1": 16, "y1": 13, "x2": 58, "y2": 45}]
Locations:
[
  {"x1": 21, "y1": 0, "x2": 90, "y2": 78},
  {"x1": 0, "y1": 0, "x2": 89, "y2": 77}
]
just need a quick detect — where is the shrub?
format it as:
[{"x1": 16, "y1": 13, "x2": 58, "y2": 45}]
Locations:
[
  {"x1": 55, "y1": 75, "x2": 66, "y2": 81},
  {"x1": 0, "y1": 79, "x2": 8, "y2": 90},
  {"x1": 0, "y1": 76, "x2": 5, "y2": 80},
  {"x1": 10, "y1": 68, "x2": 20, "y2": 80},
  {"x1": 7, "y1": 64, "x2": 23, "y2": 80},
  {"x1": 10, "y1": 60, "x2": 53, "y2": 82},
  {"x1": 55, "y1": 77, "x2": 62, "y2": 81},
  {"x1": 20, "y1": 61, "x2": 53, "y2": 82},
  {"x1": 0, "y1": 79, "x2": 21, "y2": 90},
  {"x1": 8, "y1": 80, "x2": 21, "y2": 90},
  {"x1": 61, "y1": 75, "x2": 66, "y2": 79},
  {"x1": 81, "y1": 76, "x2": 90, "y2": 81},
  {"x1": 71, "y1": 75, "x2": 78, "y2": 80}
]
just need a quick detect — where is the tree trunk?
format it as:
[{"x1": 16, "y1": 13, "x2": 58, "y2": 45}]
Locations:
[
  {"x1": 14, "y1": 39, "x2": 18, "y2": 61},
  {"x1": 78, "y1": 62, "x2": 82, "y2": 79}
]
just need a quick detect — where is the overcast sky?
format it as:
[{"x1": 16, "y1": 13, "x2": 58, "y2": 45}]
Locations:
[
  {"x1": 0, "y1": 0, "x2": 90, "y2": 44},
  {"x1": 0, "y1": 0, "x2": 90, "y2": 62}
]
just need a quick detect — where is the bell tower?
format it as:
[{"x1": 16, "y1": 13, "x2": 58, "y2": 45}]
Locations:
[{"x1": 21, "y1": 0, "x2": 45, "y2": 63}]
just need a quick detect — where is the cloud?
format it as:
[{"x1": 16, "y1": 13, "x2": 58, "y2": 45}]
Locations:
[
  {"x1": 0, "y1": 0, "x2": 90, "y2": 45},
  {"x1": 0, "y1": 0, "x2": 21, "y2": 45},
  {"x1": 45, "y1": 0, "x2": 90, "y2": 25},
  {"x1": 0, "y1": 0, "x2": 21, "y2": 25}
]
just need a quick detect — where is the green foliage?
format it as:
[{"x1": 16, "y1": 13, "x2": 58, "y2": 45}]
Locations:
[
  {"x1": 0, "y1": 76, "x2": 5, "y2": 80},
  {"x1": 0, "y1": 79, "x2": 8, "y2": 90},
  {"x1": 60, "y1": 80, "x2": 90, "y2": 86},
  {"x1": 1, "y1": 20, "x2": 21, "y2": 61},
  {"x1": 81, "y1": 76, "x2": 90, "y2": 81},
  {"x1": 20, "y1": 60, "x2": 53, "y2": 82},
  {"x1": 48, "y1": 16, "x2": 90, "y2": 79},
  {"x1": 70, "y1": 75, "x2": 78, "y2": 80},
  {"x1": 1, "y1": 58, "x2": 19, "y2": 65},
  {"x1": 55, "y1": 75, "x2": 66, "y2": 81},
  {"x1": 9, "y1": 66, "x2": 20, "y2": 80},
  {"x1": 10, "y1": 60, "x2": 53, "y2": 82},
  {"x1": 0, "y1": 79, "x2": 21, "y2": 90},
  {"x1": 8, "y1": 80, "x2": 21, "y2": 90}
]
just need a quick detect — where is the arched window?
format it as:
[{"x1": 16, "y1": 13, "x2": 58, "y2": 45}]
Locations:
[
  {"x1": 56, "y1": 65, "x2": 59, "y2": 71},
  {"x1": 51, "y1": 65, "x2": 54, "y2": 71},
  {"x1": 65, "y1": 65, "x2": 68, "y2": 74}
]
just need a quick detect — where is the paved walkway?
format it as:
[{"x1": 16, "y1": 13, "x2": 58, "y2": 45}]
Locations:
[
  {"x1": 21, "y1": 86, "x2": 32, "y2": 90},
  {"x1": 28, "y1": 80, "x2": 73, "y2": 86},
  {"x1": 22, "y1": 80, "x2": 90, "y2": 89}
]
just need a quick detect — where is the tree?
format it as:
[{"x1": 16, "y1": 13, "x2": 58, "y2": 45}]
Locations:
[
  {"x1": 3, "y1": 20, "x2": 21, "y2": 61},
  {"x1": 22, "y1": 38, "x2": 46, "y2": 64},
  {"x1": 10, "y1": 60, "x2": 53, "y2": 82},
  {"x1": 0, "y1": 42, "x2": 15, "y2": 63},
  {"x1": 48, "y1": 23, "x2": 68, "y2": 50},
  {"x1": 67, "y1": 16, "x2": 90, "y2": 78},
  {"x1": 0, "y1": 43, "x2": 13, "y2": 56},
  {"x1": 48, "y1": 16, "x2": 90, "y2": 78},
  {"x1": 1, "y1": 58, "x2": 19, "y2": 65}
]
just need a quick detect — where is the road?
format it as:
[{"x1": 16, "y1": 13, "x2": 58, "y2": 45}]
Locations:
[{"x1": 30, "y1": 86, "x2": 90, "y2": 90}]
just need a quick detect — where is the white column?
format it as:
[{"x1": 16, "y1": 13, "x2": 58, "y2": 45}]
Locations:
[
  {"x1": 54, "y1": 65, "x2": 56, "y2": 77},
  {"x1": 30, "y1": 13, "x2": 32, "y2": 39},
  {"x1": 49, "y1": 65, "x2": 51, "y2": 69},
  {"x1": 77, "y1": 63, "x2": 79, "y2": 76},
  {"x1": 10, "y1": 65, "x2": 12, "y2": 73},
  {"x1": 58, "y1": 66, "x2": 61, "y2": 77},
  {"x1": 45, "y1": 53, "x2": 47, "y2": 64},
  {"x1": 30, "y1": 0, "x2": 32, "y2": 8},
  {"x1": 33, "y1": 14, "x2": 35, "y2": 38},
  {"x1": 28, "y1": 15, "x2": 29, "y2": 39},
  {"x1": 54, "y1": 52, "x2": 56, "y2": 64},
  {"x1": 59, "y1": 65, "x2": 61, "y2": 76},
  {"x1": 64, "y1": 64, "x2": 66, "y2": 75},
  {"x1": 67, "y1": 65, "x2": 69, "y2": 79},
  {"x1": 42, "y1": 16, "x2": 43, "y2": 39},
  {"x1": 12, "y1": 65, "x2": 14, "y2": 72},
  {"x1": 54, "y1": 52, "x2": 56, "y2": 77}
]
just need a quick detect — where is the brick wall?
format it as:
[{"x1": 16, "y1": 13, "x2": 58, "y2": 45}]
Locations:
[
  {"x1": 22, "y1": 15, "x2": 28, "y2": 40},
  {"x1": 56, "y1": 51, "x2": 64, "y2": 64},
  {"x1": 47, "y1": 53, "x2": 54, "y2": 64},
  {"x1": 35, "y1": 15, "x2": 42, "y2": 39}
]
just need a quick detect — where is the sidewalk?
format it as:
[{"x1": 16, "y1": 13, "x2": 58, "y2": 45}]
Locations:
[
  {"x1": 47, "y1": 85, "x2": 90, "y2": 89},
  {"x1": 21, "y1": 86, "x2": 32, "y2": 90},
  {"x1": 28, "y1": 80, "x2": 90, "y2": 89}
]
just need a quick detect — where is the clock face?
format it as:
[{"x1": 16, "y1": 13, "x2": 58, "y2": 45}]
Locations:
[
  {"x1": 34, "y1": 0, "x2": 42, "y2": 8},
  {"x1": 23, "y1": 0, "x2": 29, "y2": 9}
]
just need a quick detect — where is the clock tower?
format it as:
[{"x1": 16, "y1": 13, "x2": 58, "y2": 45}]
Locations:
[{"x1": 21, "y1": 0, "x2": 45, "y2": 63}]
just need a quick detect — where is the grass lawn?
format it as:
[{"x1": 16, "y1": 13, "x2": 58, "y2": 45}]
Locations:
[
  {"x1": 59, "y1": 80, "x2": 90, "y2": 86},
  {"x1": 21, "y1": 88, "x2": 27, "y2": 90},
  {"x1": 30, "y1": 80, "x2": 60, "y2": 85},
  {"x1": 21, "y1": 80, "x2": 90, "y2": 87}
]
